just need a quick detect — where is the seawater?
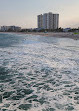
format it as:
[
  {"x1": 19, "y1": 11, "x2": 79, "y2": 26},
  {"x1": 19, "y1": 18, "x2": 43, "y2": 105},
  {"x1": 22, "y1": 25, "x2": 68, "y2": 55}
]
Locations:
[{"x1": 0, "y1": 33, "x2": 79, "y2": 111}]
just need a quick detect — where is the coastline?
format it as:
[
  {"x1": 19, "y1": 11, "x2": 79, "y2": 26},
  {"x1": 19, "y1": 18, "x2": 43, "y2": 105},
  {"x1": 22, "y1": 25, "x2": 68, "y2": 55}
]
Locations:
[
  {"x1": 26, "y1": 32, "x2": 79, "y2": 40},
  {"x1": 0, "y1": 32, "x2": 79, "y2": 40}
]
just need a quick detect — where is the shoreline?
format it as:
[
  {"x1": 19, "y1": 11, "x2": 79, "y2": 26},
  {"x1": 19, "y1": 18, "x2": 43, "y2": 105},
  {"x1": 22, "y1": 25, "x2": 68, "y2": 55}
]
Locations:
[
  {"x1": 27, "y1": 32, "x2": 79, "y2": 40},
  {"x1": 0, "y1": 32, "x2": 79, "y2": 40}
]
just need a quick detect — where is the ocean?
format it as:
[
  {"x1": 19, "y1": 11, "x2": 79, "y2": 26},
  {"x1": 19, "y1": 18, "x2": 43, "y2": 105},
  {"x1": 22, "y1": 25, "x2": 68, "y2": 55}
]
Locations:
[{"x1": 0, "y1": 33, "x2": 79, "y2": 111}]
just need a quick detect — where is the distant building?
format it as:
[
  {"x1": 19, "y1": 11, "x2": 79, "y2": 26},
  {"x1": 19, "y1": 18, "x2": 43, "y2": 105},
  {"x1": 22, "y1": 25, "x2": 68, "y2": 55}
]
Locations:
[
  {"x1": 37, "y1": 12, "x2": 59, "y2": 30},
  {"x1": 1, "y1": 26, "x2": 21, "y2": 32},
  {"x1": 63, "y1": 28, "x2": 71, "y2": 32},
  {"x1": 38, "y1": 14, "x2": 43, "y2": 28},
  {"x1": 1, "y1": 26, "x2": 10, "y2": 32},
  {"x1": 0, "y1": 26, "x2": 1, "y2": 31}
]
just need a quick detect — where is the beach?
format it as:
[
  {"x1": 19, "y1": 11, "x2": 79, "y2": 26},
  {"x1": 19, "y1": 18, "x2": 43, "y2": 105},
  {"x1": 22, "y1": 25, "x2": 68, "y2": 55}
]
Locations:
[{"x1": 26, "y1": 32, "x2": 79, "y2": 40}]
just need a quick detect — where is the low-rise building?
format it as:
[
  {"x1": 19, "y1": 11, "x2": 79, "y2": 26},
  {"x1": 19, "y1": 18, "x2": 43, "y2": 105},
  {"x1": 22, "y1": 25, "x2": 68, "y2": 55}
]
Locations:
[
  {"x1": 1, "y1": 26, "x2": 21, "y2": 32},
  {"x1": 63, "y1": 28, "x2": 71, "y2": 32}
]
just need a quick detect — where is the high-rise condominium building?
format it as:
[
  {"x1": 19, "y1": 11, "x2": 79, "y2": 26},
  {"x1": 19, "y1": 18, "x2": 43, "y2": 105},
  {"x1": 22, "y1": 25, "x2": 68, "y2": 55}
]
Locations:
[
  {"x1": 37, "y1": 12, "x2": 59, "y2": 29},
  {"x1": 37, "y1": 14, "x2": 43, "y2": 28}
]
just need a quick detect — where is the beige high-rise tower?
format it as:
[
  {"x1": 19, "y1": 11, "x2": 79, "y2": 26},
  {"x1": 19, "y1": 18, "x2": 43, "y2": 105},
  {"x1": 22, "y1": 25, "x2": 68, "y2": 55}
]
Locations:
[{"x1": 37, "y1": 12, "x2": 59, "y2": 29}]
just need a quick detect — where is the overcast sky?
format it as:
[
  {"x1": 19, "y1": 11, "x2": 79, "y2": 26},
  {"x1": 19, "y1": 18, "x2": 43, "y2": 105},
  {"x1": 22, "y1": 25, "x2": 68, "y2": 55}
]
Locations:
[{"x1": 0, "y1": 0, "x2": 79, "y2": 28}]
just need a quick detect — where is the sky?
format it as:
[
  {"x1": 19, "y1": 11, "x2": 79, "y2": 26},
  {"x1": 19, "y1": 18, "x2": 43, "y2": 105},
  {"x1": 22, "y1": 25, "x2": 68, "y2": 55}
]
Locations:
[{"x1": 0, "y1": 0, "x2": 79, "y2": 28}]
